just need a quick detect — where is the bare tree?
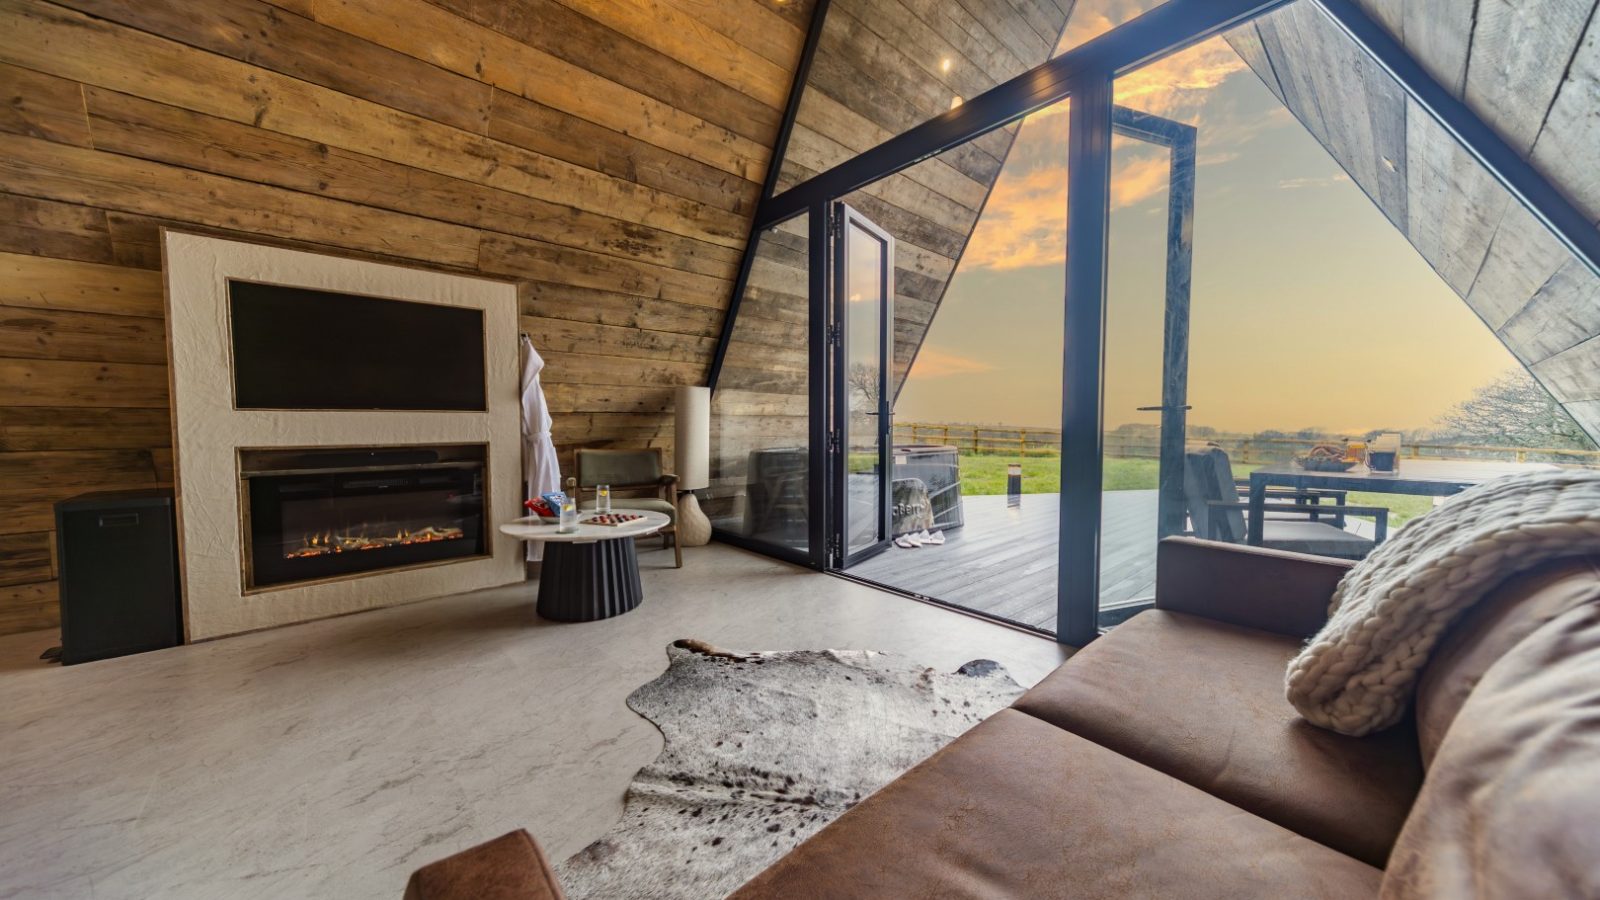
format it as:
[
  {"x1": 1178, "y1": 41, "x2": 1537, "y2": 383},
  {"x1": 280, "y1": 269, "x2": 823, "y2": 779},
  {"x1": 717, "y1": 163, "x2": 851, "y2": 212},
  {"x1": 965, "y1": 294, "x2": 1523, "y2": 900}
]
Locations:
[
  {"x1": 847, "y1": 362, "x2": 880, "y2": 407},
  {"x1": 1433, "y1": 370, "x2": 1595, "y2": 450}
]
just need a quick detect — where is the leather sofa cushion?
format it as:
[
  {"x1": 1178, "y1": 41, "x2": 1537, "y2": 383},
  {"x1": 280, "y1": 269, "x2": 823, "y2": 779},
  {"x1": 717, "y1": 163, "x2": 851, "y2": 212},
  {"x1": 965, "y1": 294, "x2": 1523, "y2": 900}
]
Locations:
[
  {"x1": 729, "y1": 709, "x2": 1380, "y2": 899},
  {"x1": 403, "y1": 830, "x2": 565, "y2": 900},
  {"x1": 1413, "y1": 555, "x2": 1600, "y2": 766},
  {"x1": 1155, "y1": 537, "x2": 1351, "y2": 639},
  {"x1": 1383, "y1": 598, "x2": 1600, "y2": 898},
  {"x1": 1012, "y1": 610, "x2": 1421, "y2": 867}
]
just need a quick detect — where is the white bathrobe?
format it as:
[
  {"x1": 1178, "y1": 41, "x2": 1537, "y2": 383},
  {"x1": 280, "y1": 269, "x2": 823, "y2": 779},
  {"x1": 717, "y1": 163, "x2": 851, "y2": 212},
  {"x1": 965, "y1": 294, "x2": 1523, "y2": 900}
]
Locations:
[{"x1": 520, "y1": 334, "x2": 561, "y2": 561}]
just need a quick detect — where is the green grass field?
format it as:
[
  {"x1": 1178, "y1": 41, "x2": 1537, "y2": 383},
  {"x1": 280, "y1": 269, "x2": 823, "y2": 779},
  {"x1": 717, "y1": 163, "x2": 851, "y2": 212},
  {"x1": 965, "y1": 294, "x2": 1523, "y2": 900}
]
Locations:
[{"x1": 955, "y1": 452, "x2": 1433, "y2": 526}]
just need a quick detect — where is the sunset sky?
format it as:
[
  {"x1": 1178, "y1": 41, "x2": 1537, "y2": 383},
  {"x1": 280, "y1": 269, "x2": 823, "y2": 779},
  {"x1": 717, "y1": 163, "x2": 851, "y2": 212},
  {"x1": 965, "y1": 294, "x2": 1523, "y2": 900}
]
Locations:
[{"x1": 895, "y1": 13, "x2": 1521, "y2": 436}]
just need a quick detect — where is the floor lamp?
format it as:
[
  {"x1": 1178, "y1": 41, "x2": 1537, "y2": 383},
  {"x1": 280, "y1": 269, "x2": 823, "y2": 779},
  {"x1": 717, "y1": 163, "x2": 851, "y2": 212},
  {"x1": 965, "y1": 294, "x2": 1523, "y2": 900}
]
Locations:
[{"x1": 675, "y1": 385, "x2": 712, "y2": 546}]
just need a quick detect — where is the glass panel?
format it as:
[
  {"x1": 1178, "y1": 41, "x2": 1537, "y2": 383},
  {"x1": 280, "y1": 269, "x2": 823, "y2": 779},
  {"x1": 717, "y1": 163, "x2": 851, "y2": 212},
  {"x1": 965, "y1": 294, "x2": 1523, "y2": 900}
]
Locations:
[
  {"x1": 771, "y1": 0, "x2": 1170, "y2": 195},
  {"x1": 1097, "y1": 120, "x2": 1175, "y2": 627},
  {"x1": 1097, "y1": 1, "x2": 1598, "y2": 628},
  {"x1": 1056, "y1": 0, "x2": 1171, "y2": 56},
  {"x1": 838, "y1": 95, "x2": 1068, "y2": 635},
  {"x1": 773, "y1": 0, "x2": 1074, "y2": 195},
  {"x1": 845, "y1": 218, "x2": 889, "y2": 556},
  {"x1": 708, "y1": 212, "x2": 812, "y2": 553}
]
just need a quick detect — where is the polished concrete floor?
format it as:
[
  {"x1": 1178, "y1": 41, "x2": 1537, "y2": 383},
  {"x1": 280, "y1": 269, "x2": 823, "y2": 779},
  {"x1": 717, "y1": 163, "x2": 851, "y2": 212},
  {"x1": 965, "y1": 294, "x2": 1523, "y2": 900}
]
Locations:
[{"x1": 0, "y1": 543, "x2": 1068, "y2": 900}]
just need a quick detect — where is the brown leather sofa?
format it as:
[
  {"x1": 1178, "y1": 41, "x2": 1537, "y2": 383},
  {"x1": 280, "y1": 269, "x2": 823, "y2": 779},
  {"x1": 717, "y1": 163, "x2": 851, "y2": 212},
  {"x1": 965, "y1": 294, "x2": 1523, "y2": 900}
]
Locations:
[
  {"x1": 405, "y1": 830, "x2": 566, "y2": 900},
  {"x1": 408, "y1": 537, "x2": 1600, "y2": 899}
]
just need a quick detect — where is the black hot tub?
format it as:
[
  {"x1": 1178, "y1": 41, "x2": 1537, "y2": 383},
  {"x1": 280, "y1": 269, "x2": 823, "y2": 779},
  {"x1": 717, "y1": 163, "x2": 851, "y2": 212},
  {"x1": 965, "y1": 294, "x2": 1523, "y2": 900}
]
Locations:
[{"x1": 892, "y1": 444, "x2": 963, "y2": 531}]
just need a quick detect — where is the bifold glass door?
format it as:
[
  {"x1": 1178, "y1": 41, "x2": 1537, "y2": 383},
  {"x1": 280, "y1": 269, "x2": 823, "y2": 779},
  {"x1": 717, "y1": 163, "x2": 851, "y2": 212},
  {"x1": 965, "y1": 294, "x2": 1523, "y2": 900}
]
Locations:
[
  {"x1": 1096, "y1": 105, "x2": 1196, "y2": 628},
  {"x1": 707, "y1": 211, "x2": 816, "y2": 564},
  {"x1": 1088, "y1": 6, "x2": 1530, "y2": 633},
  {"x1": 711, "y1": 0, "x2": 1545, "y2": 647},
  {"x1": 831, "y1": 204, "x2": 894, "y2": 567}
]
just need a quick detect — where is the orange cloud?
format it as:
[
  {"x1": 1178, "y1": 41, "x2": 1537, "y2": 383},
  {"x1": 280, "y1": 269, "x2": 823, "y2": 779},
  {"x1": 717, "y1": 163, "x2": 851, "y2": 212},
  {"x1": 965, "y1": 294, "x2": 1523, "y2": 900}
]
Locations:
[
  {"x1": 957, "y1": 36, "x2": 1259, "y2": 273},
  {"x1": 958, "y1": 149, "x2": 1173, "y2": 270},
  {"x1": 909, "y1": 345, "x2": 996, "y2": 378},
  {"x1": 1110, "y1": 152, "x2": 1171, "y2": 209},
  {"x1": 959, "y1": 165, "x2": 1068, "y2": 270},
  {"x1": 1058, "y1": 0, "x2": 1167, "y2": 52},
  {"x1": 1113, "y1": 42, "x2": 1250, "y2": 123},
  {"x1": 1277, "y1": 174, "x2": 1352, "y2": 189}
]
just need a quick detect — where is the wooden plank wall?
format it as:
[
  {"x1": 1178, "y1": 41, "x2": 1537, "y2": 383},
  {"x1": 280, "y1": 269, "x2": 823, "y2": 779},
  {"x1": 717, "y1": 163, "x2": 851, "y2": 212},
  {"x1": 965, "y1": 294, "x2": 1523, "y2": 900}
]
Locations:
[
  {"x1": 1226, "y1": 0, "x2": 1600, "y2": 443},
  {"x1": 707, "y1": 0, "x2": 1071, "y2": 532},
  {"x1": 0, "y1": 0, "x2": 817, "y2": 635}
]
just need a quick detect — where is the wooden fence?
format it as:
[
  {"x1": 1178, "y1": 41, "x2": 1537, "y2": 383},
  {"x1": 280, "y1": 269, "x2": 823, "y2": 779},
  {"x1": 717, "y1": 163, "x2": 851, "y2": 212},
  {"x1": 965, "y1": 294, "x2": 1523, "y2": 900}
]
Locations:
[{"x1": 892, "y1": 422, "x2": 1600, "y2": 467}]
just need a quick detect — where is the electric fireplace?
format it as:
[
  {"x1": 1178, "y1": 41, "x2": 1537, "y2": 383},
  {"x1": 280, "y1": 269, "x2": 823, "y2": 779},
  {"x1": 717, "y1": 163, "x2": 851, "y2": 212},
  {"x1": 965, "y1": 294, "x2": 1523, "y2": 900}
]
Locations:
[{"x1": 240, "y1": 445, "x2": 488, "y2": 590}]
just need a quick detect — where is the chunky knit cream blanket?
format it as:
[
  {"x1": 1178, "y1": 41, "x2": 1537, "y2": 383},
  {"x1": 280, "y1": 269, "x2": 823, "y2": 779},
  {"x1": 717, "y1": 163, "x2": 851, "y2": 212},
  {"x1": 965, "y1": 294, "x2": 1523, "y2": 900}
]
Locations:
[{"x1": 1286, "y1": 469, "x2": 1600, "y2": 736}]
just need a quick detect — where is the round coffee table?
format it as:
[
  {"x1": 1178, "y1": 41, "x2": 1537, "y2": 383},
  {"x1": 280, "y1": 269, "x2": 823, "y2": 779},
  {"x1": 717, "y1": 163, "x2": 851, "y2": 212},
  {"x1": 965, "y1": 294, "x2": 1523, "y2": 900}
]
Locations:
[{"x1": 499, "y1": 509, "x2": 671, "y2": 622}]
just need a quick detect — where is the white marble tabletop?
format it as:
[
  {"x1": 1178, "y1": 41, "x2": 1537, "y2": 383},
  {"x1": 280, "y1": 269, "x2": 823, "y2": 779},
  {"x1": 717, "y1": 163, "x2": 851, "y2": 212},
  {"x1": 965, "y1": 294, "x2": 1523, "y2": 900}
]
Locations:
[{"x1": 499, "y1": 508, "x2": 670, "y2": 544}]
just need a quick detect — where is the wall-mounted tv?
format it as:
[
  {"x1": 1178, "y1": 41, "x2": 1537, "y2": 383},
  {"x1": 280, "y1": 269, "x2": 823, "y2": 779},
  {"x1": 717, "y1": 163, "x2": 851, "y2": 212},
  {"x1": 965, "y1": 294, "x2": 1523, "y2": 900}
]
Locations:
[{"x1": 229, "y1": 281, "x2": 487, "y2": 411}]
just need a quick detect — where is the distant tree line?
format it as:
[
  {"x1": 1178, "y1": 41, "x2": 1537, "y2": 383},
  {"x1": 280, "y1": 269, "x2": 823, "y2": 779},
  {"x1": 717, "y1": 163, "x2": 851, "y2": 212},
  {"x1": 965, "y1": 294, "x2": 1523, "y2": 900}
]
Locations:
[
  {"x1": 1105, "y1": 371, "x2": 1595, "y2": 452},
  {"x1": 1427, "y1": 370, "x2": 1595, "y2": 450}
]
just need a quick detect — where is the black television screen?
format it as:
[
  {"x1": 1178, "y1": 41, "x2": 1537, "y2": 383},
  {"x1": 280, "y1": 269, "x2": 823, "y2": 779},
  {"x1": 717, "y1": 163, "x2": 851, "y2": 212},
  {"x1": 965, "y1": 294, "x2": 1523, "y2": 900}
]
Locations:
[{"x1": 229, "y1": 281, "x2": 487, "y2": 411}]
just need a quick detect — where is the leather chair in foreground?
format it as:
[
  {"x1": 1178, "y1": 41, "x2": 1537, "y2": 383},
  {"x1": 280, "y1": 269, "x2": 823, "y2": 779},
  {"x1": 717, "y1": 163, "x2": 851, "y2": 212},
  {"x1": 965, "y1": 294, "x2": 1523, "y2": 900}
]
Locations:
[{"x1": 407, "y1": 537, "x2": 1600, "y2": 899}]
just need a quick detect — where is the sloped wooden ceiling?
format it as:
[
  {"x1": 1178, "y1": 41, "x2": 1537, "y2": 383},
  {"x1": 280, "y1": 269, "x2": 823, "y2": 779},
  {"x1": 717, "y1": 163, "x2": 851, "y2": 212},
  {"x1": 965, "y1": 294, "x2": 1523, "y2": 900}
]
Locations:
[
  {"x1": 707, "y1": 0, "x2": 1070, "y2": 537},
  {"x1": 758, "y1": 0, "x2": 1073, "y2": 395},
  {"x1": 0, "y1": 0, "x2": 816, "y2": 635},
  {"x1": 1226, "y1": 0, "x2": 1600, "y2": 443}
]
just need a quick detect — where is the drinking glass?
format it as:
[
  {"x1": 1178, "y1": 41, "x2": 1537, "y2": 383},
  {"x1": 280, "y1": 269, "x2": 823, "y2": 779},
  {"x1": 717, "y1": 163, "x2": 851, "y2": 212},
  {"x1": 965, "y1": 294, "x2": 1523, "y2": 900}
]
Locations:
[
  {"x1": 557, "y1": 500, "x2": 579, "y2": 533},
  {"x1": 596, "y1": 483, "x2": 612, "y2": 513}
]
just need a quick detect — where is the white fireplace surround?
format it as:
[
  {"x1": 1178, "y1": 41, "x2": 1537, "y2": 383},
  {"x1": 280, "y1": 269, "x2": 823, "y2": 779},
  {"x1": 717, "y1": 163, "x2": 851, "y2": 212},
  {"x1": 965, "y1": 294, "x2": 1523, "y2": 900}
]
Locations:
[{"x1": 162, "y1": 232, "x2": 524, "y2": 641}]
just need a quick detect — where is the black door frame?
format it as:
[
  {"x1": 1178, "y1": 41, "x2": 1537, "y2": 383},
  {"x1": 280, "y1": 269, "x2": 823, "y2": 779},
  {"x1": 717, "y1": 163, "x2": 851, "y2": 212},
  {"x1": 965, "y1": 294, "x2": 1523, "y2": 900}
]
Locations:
[
  {"x1": 829, "y1": 203, "x2": 896, "y2": 568},
  {"x1": 1112, "y1": 107, "x2": 1197, "y2": 546},
  {"x1": 708, "y1": 0, "x2": 1600, "y2": 644}
]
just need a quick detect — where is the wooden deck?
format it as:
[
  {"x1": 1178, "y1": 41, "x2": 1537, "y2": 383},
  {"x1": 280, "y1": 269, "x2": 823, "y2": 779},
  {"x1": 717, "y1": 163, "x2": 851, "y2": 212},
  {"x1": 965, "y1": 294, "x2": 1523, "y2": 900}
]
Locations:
[{"x1": 848, "y1": 491, "x2": 1160, "y2": 634}]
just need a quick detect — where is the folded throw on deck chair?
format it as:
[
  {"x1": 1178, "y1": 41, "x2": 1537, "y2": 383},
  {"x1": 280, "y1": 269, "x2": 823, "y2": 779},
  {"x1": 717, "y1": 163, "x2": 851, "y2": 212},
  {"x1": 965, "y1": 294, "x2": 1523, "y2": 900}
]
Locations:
[{"x1": 1286, "y1": 469, "x2": 1600, "y2": 736}]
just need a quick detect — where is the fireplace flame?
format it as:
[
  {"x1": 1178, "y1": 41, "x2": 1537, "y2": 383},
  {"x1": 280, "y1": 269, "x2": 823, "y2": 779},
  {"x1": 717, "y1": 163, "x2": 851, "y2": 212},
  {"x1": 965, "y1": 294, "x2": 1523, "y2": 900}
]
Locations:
[{"x1": 285, "y1": 524, "x2": 466, "y2": 559}]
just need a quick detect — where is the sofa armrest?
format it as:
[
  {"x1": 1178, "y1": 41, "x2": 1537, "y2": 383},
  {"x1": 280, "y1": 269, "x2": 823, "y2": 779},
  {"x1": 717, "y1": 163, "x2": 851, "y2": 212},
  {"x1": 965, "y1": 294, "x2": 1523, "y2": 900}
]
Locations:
[
  {"x1": 1154, "y1": 537, "x2": 1352, "y2": 639},
  {"x1": 403, "y1": 830, "x2": 565, "y2": 900}
]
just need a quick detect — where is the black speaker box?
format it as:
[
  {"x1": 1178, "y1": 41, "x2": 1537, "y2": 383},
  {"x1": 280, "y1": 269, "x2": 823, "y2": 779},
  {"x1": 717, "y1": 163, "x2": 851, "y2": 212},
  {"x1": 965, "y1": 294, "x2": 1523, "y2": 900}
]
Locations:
[{"x1": 55, "y1": 489, "x2": 183, "y2": 665}]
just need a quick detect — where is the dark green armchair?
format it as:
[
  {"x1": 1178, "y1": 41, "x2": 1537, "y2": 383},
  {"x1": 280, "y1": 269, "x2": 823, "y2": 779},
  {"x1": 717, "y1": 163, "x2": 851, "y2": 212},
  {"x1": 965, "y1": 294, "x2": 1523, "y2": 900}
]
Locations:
[{"x1": 566, "y1": 447, "x2": 681, "y2": 568}]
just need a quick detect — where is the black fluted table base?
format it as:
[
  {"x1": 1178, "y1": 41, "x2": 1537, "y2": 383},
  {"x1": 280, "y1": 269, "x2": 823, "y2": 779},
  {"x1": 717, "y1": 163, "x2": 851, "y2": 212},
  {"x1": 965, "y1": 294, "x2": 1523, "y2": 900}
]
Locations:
[{"x1": 536, "y1": 538, "x2": 643, "y2": 622}]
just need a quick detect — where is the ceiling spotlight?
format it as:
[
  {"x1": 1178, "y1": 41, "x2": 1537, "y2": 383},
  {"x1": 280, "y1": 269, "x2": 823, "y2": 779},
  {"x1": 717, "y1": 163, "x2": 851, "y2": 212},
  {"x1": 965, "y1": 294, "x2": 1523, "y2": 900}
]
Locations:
[
  {"x1": 950, "y1": 96, "x2": 964, "y2": 109},
  {"x1": 940, "y1": 58, "x2": 953, "y2": 73}
]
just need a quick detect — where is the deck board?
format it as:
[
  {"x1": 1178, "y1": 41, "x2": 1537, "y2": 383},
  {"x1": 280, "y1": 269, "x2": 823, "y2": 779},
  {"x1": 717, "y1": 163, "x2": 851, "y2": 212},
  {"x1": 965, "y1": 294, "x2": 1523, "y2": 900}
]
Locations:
[{"x1": 848, "y1": 491, "x2": 1159, "y2": 634}]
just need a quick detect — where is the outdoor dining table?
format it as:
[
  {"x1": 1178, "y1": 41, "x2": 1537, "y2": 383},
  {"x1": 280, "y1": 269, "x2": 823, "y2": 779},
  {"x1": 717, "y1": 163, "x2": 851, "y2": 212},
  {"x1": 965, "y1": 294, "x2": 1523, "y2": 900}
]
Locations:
[{"x1": 1245, "y1": 459, "x2": 1557, "y2": 546}]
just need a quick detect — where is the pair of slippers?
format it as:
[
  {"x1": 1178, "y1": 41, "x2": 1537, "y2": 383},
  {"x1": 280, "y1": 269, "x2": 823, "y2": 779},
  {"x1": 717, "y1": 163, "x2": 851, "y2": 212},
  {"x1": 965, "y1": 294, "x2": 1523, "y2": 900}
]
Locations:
[{"x1": 894, "y1": 530, "x2": 945, "y2": 549}]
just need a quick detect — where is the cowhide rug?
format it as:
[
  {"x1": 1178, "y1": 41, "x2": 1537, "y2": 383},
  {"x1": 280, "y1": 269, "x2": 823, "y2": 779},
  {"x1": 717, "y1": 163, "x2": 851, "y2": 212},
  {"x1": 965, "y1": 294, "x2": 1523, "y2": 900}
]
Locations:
[{"x1": 554, "y1": 639, "x2": 1024, "y2": 899}]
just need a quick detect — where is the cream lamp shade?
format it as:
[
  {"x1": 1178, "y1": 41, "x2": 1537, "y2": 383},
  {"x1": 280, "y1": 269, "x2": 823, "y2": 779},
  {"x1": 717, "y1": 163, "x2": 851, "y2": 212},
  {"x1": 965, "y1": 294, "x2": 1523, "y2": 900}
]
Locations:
[{"x1": 674, "y1": 385, "x2": 710, "y2": 492}]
